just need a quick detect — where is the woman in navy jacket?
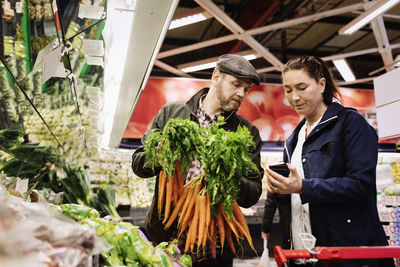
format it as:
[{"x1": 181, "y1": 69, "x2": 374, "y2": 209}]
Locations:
[{"x1": 265, "y1": 56, "x2": 392, "y2": 266}]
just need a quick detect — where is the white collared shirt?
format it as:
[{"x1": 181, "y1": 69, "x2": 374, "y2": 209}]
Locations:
[{"x1": 290, "y1": 116, "x2": 322, "y2": 262}]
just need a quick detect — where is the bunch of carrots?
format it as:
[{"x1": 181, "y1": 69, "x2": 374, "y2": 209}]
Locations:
[
  {"x1": 158, "y1": 168, "x2": 256, "y2": 257},
  {"x1": 145, "y1": 118, "x2": 258, "y2": 257}
]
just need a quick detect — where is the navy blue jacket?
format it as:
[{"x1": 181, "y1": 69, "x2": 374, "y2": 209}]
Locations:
[{"x1": 283, "y1": 102, "x2": 387, "y2": 248}]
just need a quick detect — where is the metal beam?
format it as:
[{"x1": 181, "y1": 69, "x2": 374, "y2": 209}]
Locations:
[
  {"x1": 247, "y1": 3, "x2": 364, "y2": 36},
  {"x1": 177, "y1": 50, "x2": 258, "y2": 69},
  {"x1": 229, "y1": 0, "x2": 280, "y2": 53},
  {"x1": 157, "y1": 2, "x2": 364, "y2": 60},
  {"x1": 154, "y1": 60, "x2": 193, "y2": 78},
  {"x1": 371, "y1": 15, "x2": 394, "y2": 71},
  {"x1": 321, "y1": 43, "x2": 400, "y2": 61},
  {"x1": 194, "y1": 0, "x2": 283, "y2": 69},
  {"x1": 336, "y1": 76, "x2": 376, "y2": 86},
  {"x1": 157, "y1": 34, "x2": 237, "y2": 59}
]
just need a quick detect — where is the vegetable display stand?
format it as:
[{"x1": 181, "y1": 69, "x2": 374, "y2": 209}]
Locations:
[{"x1": 273, "y1": 245, "x2": 400, "y2": 267}]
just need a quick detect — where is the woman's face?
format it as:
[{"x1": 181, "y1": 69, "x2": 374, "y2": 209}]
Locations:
[{"x1": 282, "y1": 69, "x2": 326, "y2": 118}]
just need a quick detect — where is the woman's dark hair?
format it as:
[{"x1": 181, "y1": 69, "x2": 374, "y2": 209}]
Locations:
[{"x1": 282, "y1": 55, "x2": 341, "y2": 105}]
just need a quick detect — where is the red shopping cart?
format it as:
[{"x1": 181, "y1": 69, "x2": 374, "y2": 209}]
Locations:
[{"x1": 274, "y1": 245, "x2": 400, "y2": 267}]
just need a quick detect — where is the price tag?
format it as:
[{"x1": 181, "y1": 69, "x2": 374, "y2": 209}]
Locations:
[
  {"x1": 83, "y1": 39, "x2": 104, "y2": 57},
  {"x1": 78, "y1": 4, "x2": 104, "y2": 19},
  {"x1": 85, "y1": 55, "x2": 103, "y2": 67},
  {"x1": 16, "y1": 2, "x2": 23, "y2": 13},
  {"x1": 379, "y1": 210, "x2": 390, "y2": 222},
  {"x1": 386, "y1": 196, "x2": 396, "y2": 206}
]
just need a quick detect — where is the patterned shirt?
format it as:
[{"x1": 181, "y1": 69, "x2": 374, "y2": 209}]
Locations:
[{"x1": 185, "y1": 94, "x2": 220, "y2": 182}]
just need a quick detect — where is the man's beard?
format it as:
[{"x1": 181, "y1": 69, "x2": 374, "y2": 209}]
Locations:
[
  {"x1": 215, "y1": 83, "x2": 236, "y2": 112},
  {"x1": 221, "y1": 99, "x2": 239, "y2": 112}
]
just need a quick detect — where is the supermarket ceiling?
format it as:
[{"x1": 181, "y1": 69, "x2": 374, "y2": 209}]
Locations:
[{"x1": 151, "y1": 0, "x2": 400, "y2": 89}]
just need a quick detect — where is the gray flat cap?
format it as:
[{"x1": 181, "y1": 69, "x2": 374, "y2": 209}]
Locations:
[{"x1": 216, "y1": 54, "x2": 260, "y2": 85}]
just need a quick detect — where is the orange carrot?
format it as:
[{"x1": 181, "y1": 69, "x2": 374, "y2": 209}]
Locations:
[
  {"x1": 178, "y1": 186, "x2": 195, "y2": 227},
  {"x1": 183, "y1": 176, "x2": 197, "y2": 190},
  {"x1": 178, "y1": 207, "x2": 194, "y2": 237},
  {"x1": 233, "y1": 200, "x2": 256, "y2": 252},
  {"x1": 210, "y1": 218, "x2": 217, "y2": 259},
  {"x1": 216, "y1": 205, "x2": 225, "y2": 252},
  {"x1": 180, "y1": 182, "x2": 202, "y2": 228},
  {"x1": 190, "y1": 195, "x2": 201, "y2": 252},
  {"x1": 158, "y1": 170, "x2": 166, "y2": 215},
  {"x1": 172, "y1": 175, "x2": 179, "y2": 204},
  {"x1": 201, "y1": 222, "x2": 208, "y2": 248},
  {"x1": 196, "y1": 195, "x2": 207, "y2": 249},
  {"x1": 221, "y1": 205, "x2": 240, "y2": 238},
  {"x1": 162, "y1": 175, "x2": 174, "y2": 224},
  {"x1": 164, "y1": 187, "x2": 189, "y2": 229},
  {"x1": 205, "y1": 192, "x2": 211, "y2": 228},
  {"x1": 201, "y1": 192, "x2": 211, "y2": 248},
  {"x1": 233, "y1": 216, "x2": 244, "y2": 240},
  {"x1": 185, "y1": 219, "x2": 195, "y2": 253},
  {"x1": 225, "y1": 222, "x2": 236, "y2": 254}
]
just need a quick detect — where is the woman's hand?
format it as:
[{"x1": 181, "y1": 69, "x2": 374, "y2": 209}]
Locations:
[{"x1": 265, "y1": 163, "x2": 302, "y2": 194}]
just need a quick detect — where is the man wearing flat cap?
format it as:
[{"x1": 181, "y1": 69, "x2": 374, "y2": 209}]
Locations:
[{"x1": 132, "y1": 54, "x2": 263, "y2": 267}]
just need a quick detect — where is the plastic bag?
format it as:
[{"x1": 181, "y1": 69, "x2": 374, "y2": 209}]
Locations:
[{"x1": 258, "y1": 237, "x2": 272, "y2": 267}]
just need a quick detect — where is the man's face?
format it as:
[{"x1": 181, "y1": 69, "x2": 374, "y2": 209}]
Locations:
[{"x1": 214, "y1": 72, "x2": 253, "y2": 112}]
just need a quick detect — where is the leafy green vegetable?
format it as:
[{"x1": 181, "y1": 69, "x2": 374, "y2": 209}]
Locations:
[
  {"x1": 144, "y1": 118, "x2": 205, "y2": 179},
  {"x1": 203, "y1": 121, "x2": 258, "y2": 218},
  {"x1": 60, "y1": 166, "x2": 91, "y2": 205},
  {"x1": 145, "y1": 117, "x2": 258, "y2": 218},
  {"x1": 89, "y1": 186, "x2": 120, "y2": 218},
  {"x1": 0, "y1": 124, "x2": 24, "y2": 150},
  {"x1": 178, "y1": 254, "x2": 193, "y2": 267},
  {"x1": 60, "y1": 203, "x2": 100, "y2": 221}
]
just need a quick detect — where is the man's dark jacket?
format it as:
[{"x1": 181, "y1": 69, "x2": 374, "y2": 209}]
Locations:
[{"x1": 131, "y1": 88, "x2": 263, "y2": 246}]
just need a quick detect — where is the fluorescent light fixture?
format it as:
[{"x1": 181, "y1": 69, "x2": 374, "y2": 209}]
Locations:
[
  {"x1": 339, "y1": 0, "x2": 400, "y2": 35},
  {"x1": 182, "y1": 61, "x2": 216, "y2": 73},
  {"x1": 169, "y1": 13, "x2": 207, "y2": 29},
  {"x1": 333, "y1": 59, "x2": 356, "y2": 82},
  {"x1": 243, "y1": 54, "x2": 257, "y2": 61},
  {"x1": 182, "y1": 54, "x2": 257, "y2": 73},
  {"x1": 102, "y1": 0, "x2": 178, "y2": 148},
  {"x1": 102, "y1": 1, "x2": 134, "y2": 148}
]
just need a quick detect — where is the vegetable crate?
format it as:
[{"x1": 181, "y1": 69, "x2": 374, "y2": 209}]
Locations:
[{"x1": 273, "y1": 246, "x2": 400, "y2": 267}]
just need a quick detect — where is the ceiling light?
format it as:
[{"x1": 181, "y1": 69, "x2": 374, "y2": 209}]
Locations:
[
  {"x1": 243, "y1": 54, "x2": 257, "y2": 61},
  {"x1": 339, "y1": 0, "x2": 400, "y2": 35},
  {"x1": 169, "y1": 13, "x2": 207, "y2": 29},
  {"x1": 333, "y1": 59, "x2": 356, "y2": 82},
  {"x1": 182, "y1": 54, "x2": 257, "y2": 73},
  {"x1": 182, "y1": 61, "x2": 216, "y2": 73}
]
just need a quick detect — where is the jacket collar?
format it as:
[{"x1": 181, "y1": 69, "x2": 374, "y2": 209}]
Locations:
[
  {"x1": 284, "y1": 102, "x2": 346, "y2": 161},
  {"x1": 185, "y1": 87, "x2": 235, "y2": 120}
]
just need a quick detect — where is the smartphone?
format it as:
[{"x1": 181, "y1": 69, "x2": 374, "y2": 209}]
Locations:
[{"x1": 269, "y1": 162, "x2": 290, "y2": 177}]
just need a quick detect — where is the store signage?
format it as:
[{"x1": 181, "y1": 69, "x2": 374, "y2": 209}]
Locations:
[{"x1": 123, "y1": 77, "x2": 378, "y2": 142}]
